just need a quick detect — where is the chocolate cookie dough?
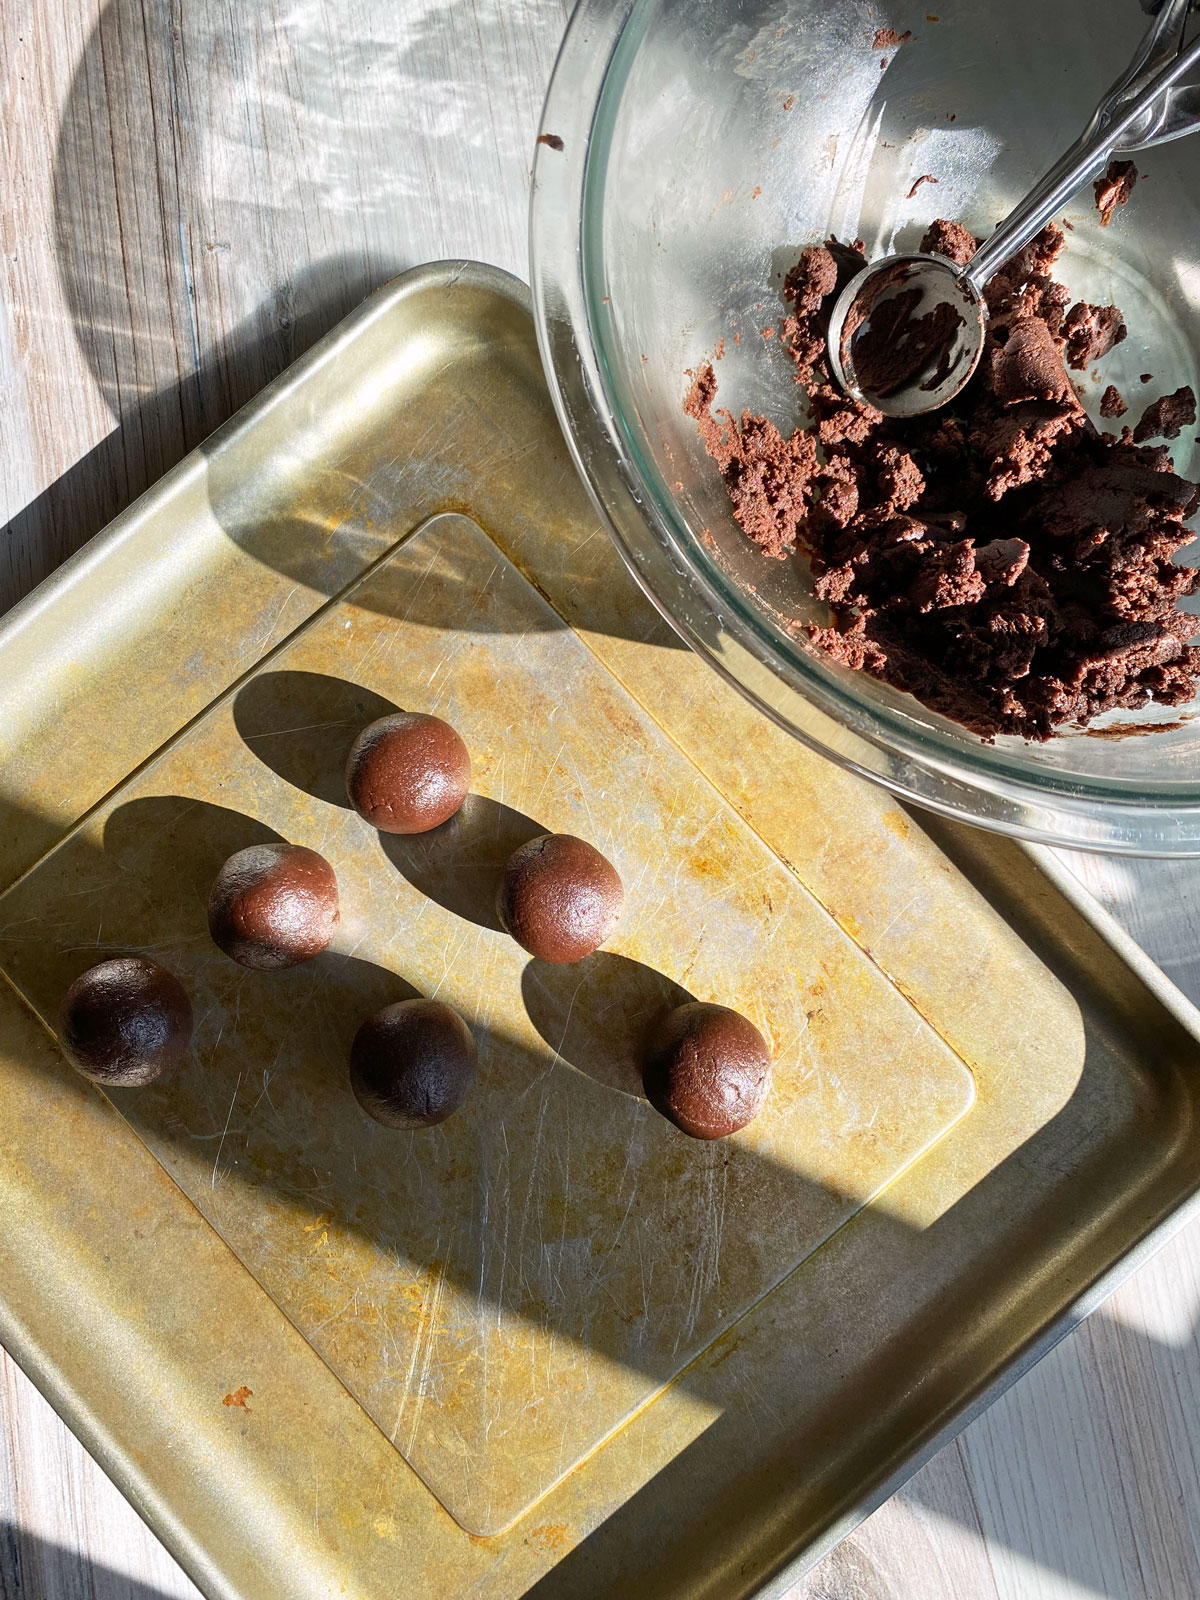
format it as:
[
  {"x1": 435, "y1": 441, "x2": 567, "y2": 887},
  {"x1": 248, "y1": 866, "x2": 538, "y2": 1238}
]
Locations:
[
  {"x1": 642, "y1": 1001, "x2": 772, "y2": 1139},
  {"x1": 839, "y1": 259, "x2": 965, "y2": 401},
  {"x1": 497, "y1": 834, "x2": 624, "y2": 963},
  {"x1": 345, "y1": 711, "x2": 471, "y2": 834},
  {"x1": 208, "y1": 843, "x2": 339, "y2": 969},
  {"x1": 1061, "y1": 301, "x2": 1126, "y2": 371},
  {"x1": 350, "y1": 998, "x2": 477, "y2": 1129},
  {"x1": 686, "y1": 218, "x2": 1200, "y2": 738},
  {"x1": 1133, "y1": 386, "x2": 1197, "y2": 443},
  {"x1": 1095, "y1": 158, "x2": 1137, "y2": 226},
  {"x1": 61, "y1": 956, "x2": 192, "y2": 1086}
]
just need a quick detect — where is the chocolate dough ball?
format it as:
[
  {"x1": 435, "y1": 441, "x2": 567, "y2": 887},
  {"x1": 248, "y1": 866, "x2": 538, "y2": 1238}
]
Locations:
[
  {"x1": 61, "y1": 956, "x2": 193, "y2": 1087},
  {"x1": 496, "y1": 833, "x2": 624, "y2": 963},
  {"x1": 642, "y1": 1002, "x2": 772, "y2": 1139},
  {"x1": 208, "y1": 843, "x2": 339, "y2": 970},
  {"x1": 345, "y1": 712, "x2": 471, "y2": 834},
  {"x1": 350, "y1": 999, "x2": 478, "y2": 1129}
]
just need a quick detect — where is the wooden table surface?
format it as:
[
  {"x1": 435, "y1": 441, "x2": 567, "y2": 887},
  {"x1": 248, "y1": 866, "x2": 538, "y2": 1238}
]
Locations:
[{"x1": 3, "y1": 3, "x2": 1200, "y2": 1597}]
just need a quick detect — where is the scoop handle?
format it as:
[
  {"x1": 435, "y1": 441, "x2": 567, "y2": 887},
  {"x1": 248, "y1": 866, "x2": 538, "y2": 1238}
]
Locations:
[{"x1": 964, "y1": 27, "x2": 1200, "y2": 294}]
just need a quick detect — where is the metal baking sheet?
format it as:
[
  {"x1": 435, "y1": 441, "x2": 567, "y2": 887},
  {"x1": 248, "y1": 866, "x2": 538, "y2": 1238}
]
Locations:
[
  {"x1": 1, "y1": 261, "x2": 1199, "y2": 1598},
  {"x1": 0, "y1": 509, "x2": 973, "y2": 1535}
]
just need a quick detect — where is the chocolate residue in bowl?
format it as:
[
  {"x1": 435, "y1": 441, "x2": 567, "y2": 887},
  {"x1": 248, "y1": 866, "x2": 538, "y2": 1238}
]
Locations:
[
  {"x1": 1084, "y1": 717, "x2": 1187, "y2": 740},
  {"x1": 685, "y1": 220, "x2": 1200, "y2": 740}
]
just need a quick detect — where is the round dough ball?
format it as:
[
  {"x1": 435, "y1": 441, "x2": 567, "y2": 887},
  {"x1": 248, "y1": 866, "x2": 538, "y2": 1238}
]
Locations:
[
  {"x1": 61, "y1": 956, "x2": 193, "y2": 1087},
  {"x1": 345, "y1": 712, "x2": 471, "y2": 834},
  {"x1": 208, "y1": 842, "x2": 339, "y2": 970},
  {"x1": 642, "y1": 1001, "x2": 772, "y2": 1139},
  {"x1": 350, "y1": 999, "x2": 478, "y2": 1129},
  {"x1": 496, "y1": 833, "x2": 623, "y2": 963}
]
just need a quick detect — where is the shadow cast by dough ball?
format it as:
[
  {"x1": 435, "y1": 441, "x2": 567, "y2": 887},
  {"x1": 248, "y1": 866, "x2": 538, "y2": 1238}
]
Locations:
[
  {"x1": 102, "y1": 795, "x2": 283, "y2": 896},
  {"x1": 92, "y1": 795, "x2": 284, "y2": 962},
  {"x1": 379, "y1": 796, "x2": 545, "y2": 932},
  {"x1": 521, "y1": 953, "x2": 693, "y2": 1100},
  {"x1": 305, "y1": 948, "x2": 422, "y2": 1072},
  {"x1": 233, "y1": 670, "x2": 400, "y2": 807}
]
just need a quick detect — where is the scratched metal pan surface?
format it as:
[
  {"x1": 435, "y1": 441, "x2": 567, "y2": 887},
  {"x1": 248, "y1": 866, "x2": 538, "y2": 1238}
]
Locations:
[{"x1": 1, "y1": 263, "x2": 1200, "y2": 1600}]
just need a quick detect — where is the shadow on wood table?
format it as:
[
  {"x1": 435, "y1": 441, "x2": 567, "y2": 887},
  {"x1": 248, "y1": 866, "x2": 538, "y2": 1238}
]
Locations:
[{"x1": 0, "y1": 1523, "x2": 192, "y2": 1600}]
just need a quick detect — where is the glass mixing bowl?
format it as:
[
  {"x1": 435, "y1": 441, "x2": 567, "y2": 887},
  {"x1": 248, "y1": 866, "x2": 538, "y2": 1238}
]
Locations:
[{"x1": 530, "y1": 0, "x2": 1200, "y2": 853}]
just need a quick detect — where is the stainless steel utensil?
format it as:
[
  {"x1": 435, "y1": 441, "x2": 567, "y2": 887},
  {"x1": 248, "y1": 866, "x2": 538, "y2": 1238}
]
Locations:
[{"x1": 829, "y1": 0, "x2": 1200, "y2": 414}]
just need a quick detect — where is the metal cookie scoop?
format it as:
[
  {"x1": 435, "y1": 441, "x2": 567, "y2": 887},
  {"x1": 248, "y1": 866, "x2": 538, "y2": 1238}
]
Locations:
[{"x1": 828, "y1": 0, "x2": 1200, "y2": 417}]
